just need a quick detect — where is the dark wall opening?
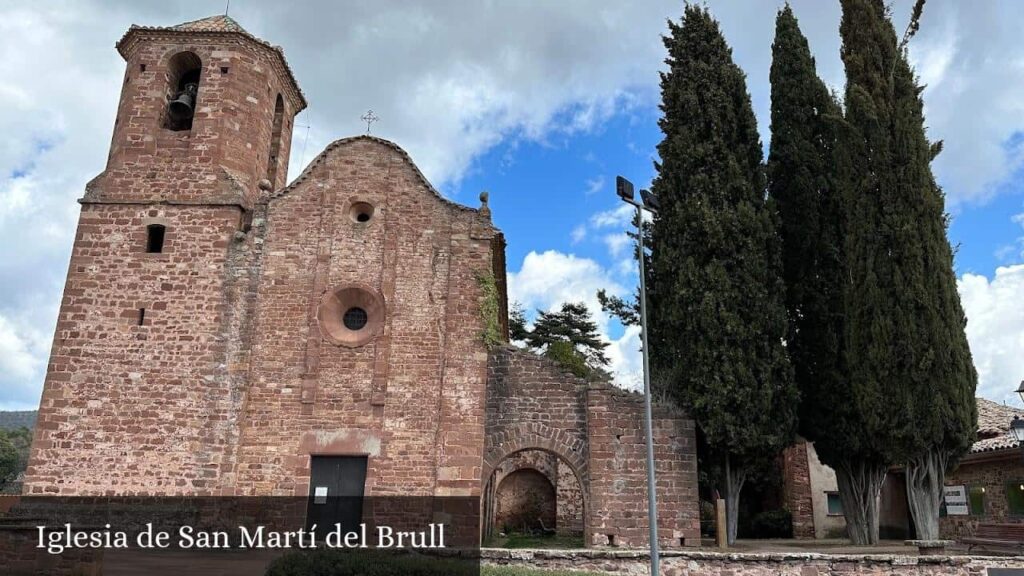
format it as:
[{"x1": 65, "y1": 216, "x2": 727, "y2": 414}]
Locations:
[{"x1": 164, "y1": 52, "x2": 202, "y2": 132}]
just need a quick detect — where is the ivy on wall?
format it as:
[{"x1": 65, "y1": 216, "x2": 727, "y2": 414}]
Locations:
[{"x1": 477, "y1": 271, "x2": 503, "y2": 347}]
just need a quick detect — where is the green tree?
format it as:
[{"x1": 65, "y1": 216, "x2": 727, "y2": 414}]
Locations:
[
  {"x1": 521, "y1": 302, "x2": 610, "y2": 379},
  {"x1": 838, "y1": 0, "x2": 976, "y2": 541},
  {"x1": 508, "y1": 302, "x2": 530, "y2": 342},
  {"x1": 0, "y1": 427, "x2": 32, "y2": 493},
  {"x1": 649, "y1": 5, "x2": 797, "y2": 545},
  {"x1": 768, "y1": 4, "x2": 882, "y2": 544}
]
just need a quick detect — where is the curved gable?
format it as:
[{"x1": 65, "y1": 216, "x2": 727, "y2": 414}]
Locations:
[{"x1": 269, "y1": 135, "x2": 485, "y2": 216}]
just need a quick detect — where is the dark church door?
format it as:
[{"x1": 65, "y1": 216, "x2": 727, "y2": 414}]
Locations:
[{"x1": 307, "y1": 456, "x2": 368, "y2": 535}]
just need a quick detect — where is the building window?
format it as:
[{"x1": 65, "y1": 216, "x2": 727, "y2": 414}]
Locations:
[
  {"x1": 1006, "y1": 482, "x2": 1024, "y2": 516},
  {"x1": 349, "y1": 202, "x2": 374, "y2": 223},
  {"x1": 826, "y1": 492, "x2": 843, "y2": 516},
  {"x1": 969, "y1": 485, "x2": 986, "y2": 516},
  {"x1": 343, "y1": 307, "x2": 368, "y2": 331},
  {"x1": 146, "y1": 224, "x2": 166, "y2": 253}
]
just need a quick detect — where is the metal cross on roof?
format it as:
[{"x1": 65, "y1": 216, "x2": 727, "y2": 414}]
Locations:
[{"x1": 360, "y1": 110, "x2": 380, "y2": 134}]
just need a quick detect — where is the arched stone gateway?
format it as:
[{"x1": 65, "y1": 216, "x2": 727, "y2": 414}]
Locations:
[
  {"x1": 485, "y1": 346, "x2": 701, "y2": 548},
  {"x1": 483, "y1": 448, "x2": 587, "y2": 541}
]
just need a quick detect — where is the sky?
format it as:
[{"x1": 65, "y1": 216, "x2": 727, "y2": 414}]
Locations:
[{"x1": 0, "y1": 0, "x2": 1022, "y2": 410}]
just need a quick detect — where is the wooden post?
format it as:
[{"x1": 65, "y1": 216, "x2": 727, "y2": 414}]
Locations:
[{"x1": 715, "y1": 498, "x2": 728, "y2": 549}]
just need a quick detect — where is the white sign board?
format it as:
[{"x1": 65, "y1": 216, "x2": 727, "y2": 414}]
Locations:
[
  {"x1": 944, "y1": 485, "x2": 968, "y2": 516},
  {"x1": 314, "y1": 486, "x2": 328, "y2": 504}
]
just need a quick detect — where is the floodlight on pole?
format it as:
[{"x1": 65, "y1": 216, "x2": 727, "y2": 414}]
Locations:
[
  {"x1": 617, "y1": 175, "x2": 636, "y2": 202},
  {"x1": 1016, "y1": 380, "x2": 1024, "y2": 406},
  {"x1": 616, "y1": 175, "x2": 660, "y2": 576}
]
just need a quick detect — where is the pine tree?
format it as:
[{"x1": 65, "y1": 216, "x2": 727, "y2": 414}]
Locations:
[
  {"x1": 509, "y1": 302, "x2": 530, "y2": 342},
  {"x1": 650, "y1": 5, "x2": 797, "y2": 545},
  {"x1": 839, "y1": 0, "x2": 976, "y2": 541},
  {"x1": 522, "y1": 302, "x2": 610, "y2": 378}
]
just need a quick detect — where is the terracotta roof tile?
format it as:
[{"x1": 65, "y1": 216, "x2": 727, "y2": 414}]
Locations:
[
  {"x1": 169, "y1": 15, "x2": 248, "y2": 34},
  {"x1": 971, "y1": 397, "x2": 1024, "y2": 454}
]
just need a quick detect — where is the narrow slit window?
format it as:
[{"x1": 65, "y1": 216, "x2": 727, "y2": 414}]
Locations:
[
  {"x1": 146, "y1": 224, "x2": 166, "y2": 253},
  {"x1": 137, "y1": 308, "x2": 146, "y2": 326}
]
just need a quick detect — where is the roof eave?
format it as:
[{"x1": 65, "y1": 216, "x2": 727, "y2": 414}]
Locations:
[{"x1": 115, "y1": 25, "x2": 307, "y2": 113}]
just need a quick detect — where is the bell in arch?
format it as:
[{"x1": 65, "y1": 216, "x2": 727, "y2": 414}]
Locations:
[{"x1": 168, "y1": 82, "x2": 198, "y2": 123}]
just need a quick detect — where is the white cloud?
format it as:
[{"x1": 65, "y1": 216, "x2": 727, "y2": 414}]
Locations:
[
  {"x1": 4, "y1": 0, "x2": 1024, "y2": 409},
  {"x1": 903, "y1": 0, "x2": 1024, "y2": 204},
  {"x1": 570, "y1": 224, "x2": 586, "y2": 245},
  {"x1": 507, "y1": 250, "x2": 641, "y2": 387},
  {"x1": 959, "y1": 264, "x2": 1024, "y2": 405},
  {"x1": 585, "y1": 175, "x2": 605, "y2": 196},
  {"x1": 590, "y1": 204, "x2": 634, "y2": 229},
  {"x1": 995, "y1": 209, "x2": 1024, "y2": 262},
  {"x1": 602, "y1": 233, "x2": 632, "y2": 259}
]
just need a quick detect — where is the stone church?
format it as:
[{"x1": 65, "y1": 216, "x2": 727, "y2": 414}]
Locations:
[{"x1": 24, "y1": 14, "x2": 699, "y2": 548}]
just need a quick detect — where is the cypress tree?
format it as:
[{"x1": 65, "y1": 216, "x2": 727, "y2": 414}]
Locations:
[
  {"x1": 839, "y1": 0, "x2": 977, "y2": 541},
  {"x1": 768, "y1": 5, "x2": 846, "y2": 454},
  {"x1": 887, "y1": 4, "x2": 977, "y2": 539},
  {"x1": 767, "y1": 5, "x2": 882, "y2": 544},
  {"x1": 649, "y1": 5, "x2": 797, "y2": 545}
]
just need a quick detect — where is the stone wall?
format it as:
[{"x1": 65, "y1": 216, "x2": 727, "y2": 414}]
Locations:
[
  {"x1": 0, "y1": 527, "x2": 103, "y2": 576},
  {"x1": 485, "y1": 347, "x2": 700, "y2": 548},
  {"x1": 482, "y1": 549, "x2": 1024, "y2": 576},
  {"x1": 587, "y1": 383, "x2": 700, "y2": 548},
  {"x1": 782, "y1": 440, "x2": 815, "y2": 539},
  {"x1": 234, "y1": 137, "x2": 496, "y2": 498},
  {"x1": 942, "y1": 452, "x2": 1024, "y2": 540},
  {"x1": 24, "y1": 21, "x2": 302, "y2": 496},
  {"x1": 494, "y1": 468, "x2": 557, "y2": 532},
  {"x1": 24, "y1": 203, "x2": 250, "y2": 495},
  {"x1": 90, "y1": 26, "x2": 302, "y2": 207},
  {"x1": 556, "y1": 458, "x2": 585, "y2": 535}
]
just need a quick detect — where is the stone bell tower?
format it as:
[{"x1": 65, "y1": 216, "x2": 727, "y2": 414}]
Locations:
[
  {"x1": 90, "y1": 14, "x2": 306, "y2": 204},
  {"x1": 23, "y1": 15, "x2": 306, "y2": 495}
]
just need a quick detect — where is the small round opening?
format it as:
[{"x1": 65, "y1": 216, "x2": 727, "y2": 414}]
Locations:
[
  {"x1": 349, "y1": 202, "x2": 374, "y2": 223},
  {"x1": 343, "y1": 307, "x2": 368, "y2": 331}
]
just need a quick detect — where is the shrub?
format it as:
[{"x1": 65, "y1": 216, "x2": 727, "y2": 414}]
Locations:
[{"x1": 747, "y1": 509, "x2": 793, "y2": 539}]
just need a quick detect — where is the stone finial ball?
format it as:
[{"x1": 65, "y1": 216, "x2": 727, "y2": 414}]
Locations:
[{"x1": 257, "y1": 179, "x2": 273, "y2": 192}]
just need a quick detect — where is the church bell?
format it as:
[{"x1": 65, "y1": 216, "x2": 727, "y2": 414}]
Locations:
[{"x1": 168, "y1": 83, "x2": 198, "y2": 123}]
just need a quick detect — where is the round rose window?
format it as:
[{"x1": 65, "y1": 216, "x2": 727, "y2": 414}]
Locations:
[{"x1": 318, "y1": 287, "x2": 384, "y2": 347}]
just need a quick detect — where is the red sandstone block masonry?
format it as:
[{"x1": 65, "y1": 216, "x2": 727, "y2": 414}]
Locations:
[{"x1": 24, "y1": 14, "x2": 700, "y2": 547}]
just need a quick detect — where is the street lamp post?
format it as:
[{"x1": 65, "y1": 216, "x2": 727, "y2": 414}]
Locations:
[
  {"x1": 1013, "y1": 382, "x2": 1024, "y2": 460},
  {"x1": 616, "y1": 176, "x2": 660, "y2": 576}
]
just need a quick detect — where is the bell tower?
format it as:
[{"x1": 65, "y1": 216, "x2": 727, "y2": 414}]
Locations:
[
  {"x1": 24, "y1": 16, "x2": 305, "y2": 496},
  {"x1": 89, "y1": 15, "x2": 306, "y2": 205}
]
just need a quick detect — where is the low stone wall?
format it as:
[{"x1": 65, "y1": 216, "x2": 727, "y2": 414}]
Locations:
[
  {"x1": 481, "y1": 548, "x2": 1024, "y2": 575},
  {"x1": 0, "y1": 526, "x2": 103, "y2": 576}
]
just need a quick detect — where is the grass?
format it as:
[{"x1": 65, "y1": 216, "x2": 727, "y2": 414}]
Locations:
[{"x1": 484, "y1": 532, "x2": 585, "y2": 549}]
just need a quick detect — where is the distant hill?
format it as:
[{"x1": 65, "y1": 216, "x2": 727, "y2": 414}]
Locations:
[{"x1": 0, "y1": 411, "x2": 36, "y2": 431}]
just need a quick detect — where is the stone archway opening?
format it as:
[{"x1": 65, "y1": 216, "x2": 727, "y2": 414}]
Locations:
[{"x1": 483, "y1": 448, "x2": 585, "y2": 546}]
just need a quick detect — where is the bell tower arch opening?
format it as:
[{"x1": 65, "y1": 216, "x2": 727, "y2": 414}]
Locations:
[
  {"x1": 163, "y1": 51, "x2": 202, "y2": 132},
  {"x1": 266, "y1": 94, "x2": 285, "y2": 185}
]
